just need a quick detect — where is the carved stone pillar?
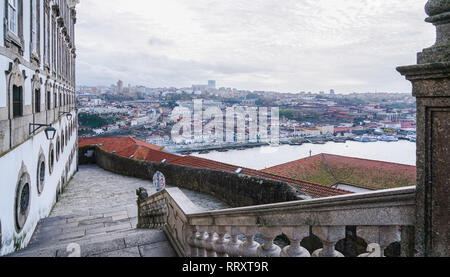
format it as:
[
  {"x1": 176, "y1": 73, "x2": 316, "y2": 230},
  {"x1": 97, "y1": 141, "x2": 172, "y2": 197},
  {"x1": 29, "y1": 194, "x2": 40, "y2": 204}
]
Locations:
[
  {"x1": 226, "y1": 226, "x2": 242, "y2": 257},
  {"x1": 397, "y1": 0, "x2": 449, "y2": 257},
  {"x1": 195, "y1": 227, "x2": 208, "y2": 257},
  {"x1": 185, "y1": 225, "x2": 198, "y2": 257},
  {"x1": 239, "y1": 226, "x2": 260, "y2": 257},
  {"x1": 280, "y1": 226, "x2": 311, "y2": 257},
  {"x1": 214, "y1": 226, "x2": 229, "y2": 257},
  {"x1": 357, "y1": 226, "x2": 401, "y2": 257},
  {"x1": 311, "y1": 226, "x2": 345, "y2": 257},
  {"x1": 256, "y1": 227, "x2": 282, "y2": 257},
  {"x1": 205, "y1": 227, "x2": 217, "y2": 257}
]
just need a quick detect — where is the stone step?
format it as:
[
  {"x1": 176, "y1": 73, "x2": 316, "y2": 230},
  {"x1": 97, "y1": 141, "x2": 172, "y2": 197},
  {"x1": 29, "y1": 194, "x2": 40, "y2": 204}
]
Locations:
[{"x1": 10, "y1": 228, "x2": 176, "y2": 257}]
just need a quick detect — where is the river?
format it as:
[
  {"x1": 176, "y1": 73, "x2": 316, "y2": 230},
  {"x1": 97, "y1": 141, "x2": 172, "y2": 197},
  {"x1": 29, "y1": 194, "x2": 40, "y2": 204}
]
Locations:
[{"x1": 192, "y1": 140, "x2": 416, "y2": 170}]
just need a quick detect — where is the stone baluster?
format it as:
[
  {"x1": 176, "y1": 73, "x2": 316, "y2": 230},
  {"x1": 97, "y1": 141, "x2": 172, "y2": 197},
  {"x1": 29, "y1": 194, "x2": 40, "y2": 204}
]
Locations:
[
  {"x1": 205, "y1": 227, "x2": 217, "y2": 257},
  {"x1": 239, "y1": 226, "x2": 260, "y2": 257},
  {"x1": 257, "y1": 227, "x2": 282, "y2": 257},
  {"x1": 195, "y1": 227, "x2": 208, "y2": 257},
  {"x1": 213, "y1": 226, "x2": 229, "y2": 257},
  {"x1": 280, "y1": 226, "x2": 311, "y2": 257},
  {"x1": 357, "y1": 226, "x2": 401, "y2": 257},
  {"x1": 185, "y1": 225, "x2": 198, "y2": 257},
  {"x1": 312, "y1": 226, "x2": 345, "y2": 257},
  {"x1": 226, "y1": 226, "x2": 242, "y2": 257}
]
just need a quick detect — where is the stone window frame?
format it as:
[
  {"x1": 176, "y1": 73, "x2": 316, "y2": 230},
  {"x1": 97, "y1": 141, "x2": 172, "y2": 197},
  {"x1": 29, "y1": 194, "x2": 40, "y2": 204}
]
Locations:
[
  {"x1": 31, "y1": 71, "x2": 42, "y2": 114},
  {"x1": 7, "y1": 59, "x2": 26, "y2": 119},
  {"x1": 48, "y1": 142, "x2": 54, "y2": 175},
  {"x1": 30, "y1": 0, "x2": 41, "y2": 65},
  {"x1": 4, "y1": 0, "x2": 24, "y2": 55},
  {"x1": 36, "y1": 150, "x2": 46, "y2": 195},
  {"x1": 15, "y1": 163, "x2": 31, "y2": 233}
]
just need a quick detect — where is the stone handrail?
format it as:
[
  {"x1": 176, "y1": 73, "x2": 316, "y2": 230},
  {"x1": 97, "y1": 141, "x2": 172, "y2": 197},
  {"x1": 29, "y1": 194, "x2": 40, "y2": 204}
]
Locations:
[{"x1": 137, "y1": 186, "x2": 416, "y2": 257}]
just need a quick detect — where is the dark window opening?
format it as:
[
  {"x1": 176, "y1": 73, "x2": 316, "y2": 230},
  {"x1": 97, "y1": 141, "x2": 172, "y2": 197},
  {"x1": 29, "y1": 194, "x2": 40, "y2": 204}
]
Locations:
[
  {"x1": 13, "y1": 85, "x2": 23, "y2": 117},
  {"x1": 35, "y1": 89, "x2": 41, "y2": 113},
  {"x1": 19, "y1": 183, "x2": 30, "y2": 215},
  {"x1": 47, "y1": 91, "x2": 51, "y2": 110}
]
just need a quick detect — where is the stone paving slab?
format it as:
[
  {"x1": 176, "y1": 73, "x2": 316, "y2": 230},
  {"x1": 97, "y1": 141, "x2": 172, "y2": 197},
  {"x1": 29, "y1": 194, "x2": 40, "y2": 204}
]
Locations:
[{"x1": 139, "y1": 241, "x2": 177, "y2": 257}]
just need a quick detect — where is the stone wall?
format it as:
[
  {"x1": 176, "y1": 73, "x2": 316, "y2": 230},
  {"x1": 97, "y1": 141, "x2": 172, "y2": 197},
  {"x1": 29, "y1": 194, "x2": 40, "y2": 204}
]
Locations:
[{"x1": 78, "y1": 145, "x2": 304, "y2": 207}]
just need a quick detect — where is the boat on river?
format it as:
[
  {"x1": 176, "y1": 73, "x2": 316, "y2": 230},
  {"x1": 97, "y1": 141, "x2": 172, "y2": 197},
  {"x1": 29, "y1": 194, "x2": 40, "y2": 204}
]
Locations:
[
  {"x1": 379, "y1": 135, "x2": 399, "y2": 142},
  {"x1": 354, "y1": 135, "x2": 378, "y2": 142}
]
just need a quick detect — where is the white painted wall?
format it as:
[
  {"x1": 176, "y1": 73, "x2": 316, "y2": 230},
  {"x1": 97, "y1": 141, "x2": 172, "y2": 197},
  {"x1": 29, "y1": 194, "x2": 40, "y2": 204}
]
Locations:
[{"x1": 0, "y1": 113, "x2": 78, "y2": 256}]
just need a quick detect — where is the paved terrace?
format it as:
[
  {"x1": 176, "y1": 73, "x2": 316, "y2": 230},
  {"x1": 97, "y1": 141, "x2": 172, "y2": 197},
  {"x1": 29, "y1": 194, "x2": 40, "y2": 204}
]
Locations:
[{"x1": 10, "y1": 165, "x2": 230, "y2": 257}]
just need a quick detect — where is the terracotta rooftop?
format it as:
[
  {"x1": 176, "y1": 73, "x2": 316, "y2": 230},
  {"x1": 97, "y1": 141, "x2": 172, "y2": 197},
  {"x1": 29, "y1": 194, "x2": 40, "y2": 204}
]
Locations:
[
  {"x1": 170, "y1": 155, "x2": 351, "y2": 198},
  {"x1": 263, "y1": 154, "x2": 416, "y2": 190},
  {"x1": 79, "y1": 137, "x2": 181, "y2": 163}
]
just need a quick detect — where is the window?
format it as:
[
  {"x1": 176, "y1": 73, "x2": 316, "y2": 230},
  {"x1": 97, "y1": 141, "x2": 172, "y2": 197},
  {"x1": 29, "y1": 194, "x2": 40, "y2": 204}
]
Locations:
[
  {"x1": 49, "y1": 143, "x2": 55, "y2": 175},
  {"x1": 54, "y1": 92, "x2": 57, "y2": 108},
  {"x1": 13, "y1": 85, "x2": 23, "y2": 117},
  {"x1": 37, "y1": 155, "x2": 46, "y2": 194},
  {"x1": 61, "y1": 132, "x2": 64, "y2": 153},
  {"x1": 35, "y1": 89, "x2": 41, "y2": 113},
  {"x1": 44, "y1": 4, "x2": 50, "y2": 66},
  {"x1": 56, "y1": 136, "x2": 60, "y2": 161},
  {"x1": 47, "y1": 91, "x2": 51, "y2": 110},
  {"x1": 8, "y1": 0, "x2": 19, "y2": 35},
  {"x1": 31, "y1": 0, "x2": 37, "y2": 54},
  {"x1": 15, "y1": 171, "x2": 31, "y2": 232}
]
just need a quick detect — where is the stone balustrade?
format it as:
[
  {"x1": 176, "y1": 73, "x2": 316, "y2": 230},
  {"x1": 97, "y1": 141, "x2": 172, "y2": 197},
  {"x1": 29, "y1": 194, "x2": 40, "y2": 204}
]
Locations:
[{"x1": 137, "y1": 186, "x2": 416, "y2": 257}]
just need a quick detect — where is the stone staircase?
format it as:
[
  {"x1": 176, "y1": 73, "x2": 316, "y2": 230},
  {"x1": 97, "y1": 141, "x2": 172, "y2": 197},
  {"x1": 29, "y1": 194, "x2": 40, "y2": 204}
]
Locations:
[
  {"x1": 10, "y1": 211, "x2": 176, "y2": 257},
  {"x1": 8, "y1": 165, "x2": 230, "y2": 257}
]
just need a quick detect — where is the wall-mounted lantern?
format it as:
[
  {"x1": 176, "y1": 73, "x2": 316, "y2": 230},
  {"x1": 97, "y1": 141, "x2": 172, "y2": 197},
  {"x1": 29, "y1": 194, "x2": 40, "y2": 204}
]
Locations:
[
  {"x1": 59, "y1": 112, "x2": 72, "y2": 120},
  {"x1": 29, "y1": 124, "x2": 57, "y2": 140}
]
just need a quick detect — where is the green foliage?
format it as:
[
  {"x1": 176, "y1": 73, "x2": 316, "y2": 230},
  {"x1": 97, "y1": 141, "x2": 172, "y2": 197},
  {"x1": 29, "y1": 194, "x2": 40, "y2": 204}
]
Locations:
[{"x1": 79, "y1": 113, "x2": 119, "y2": 129}]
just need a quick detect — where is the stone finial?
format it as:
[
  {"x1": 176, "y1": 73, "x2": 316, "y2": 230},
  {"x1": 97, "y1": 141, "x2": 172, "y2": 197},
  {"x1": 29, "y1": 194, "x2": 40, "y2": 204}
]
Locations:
[
  {"x1": 417, "y1": 0, "x2": 450, "y2": 63},
  {"x1": 425, "y1": 0, "x2": 450, "y2": 16},
  {"x1": 136, "y1": 187, "x2": 148, "y2": 202}
]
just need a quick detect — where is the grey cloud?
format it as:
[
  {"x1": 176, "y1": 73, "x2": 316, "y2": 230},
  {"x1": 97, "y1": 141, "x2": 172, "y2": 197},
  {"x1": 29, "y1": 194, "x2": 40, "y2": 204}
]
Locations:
[{"x1": 76, "y1": 0, "x2": 434, "y2": 93}]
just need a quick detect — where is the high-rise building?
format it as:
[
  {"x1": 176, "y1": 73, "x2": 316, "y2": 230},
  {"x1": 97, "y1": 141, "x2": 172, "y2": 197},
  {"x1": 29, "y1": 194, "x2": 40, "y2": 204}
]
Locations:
[
  {"x1": 0, "y1": 0, "x2": 79, "y2": 256},
  {"x1": 330, "y1": 89, "x2": 335, "y2": 95},
  {"x1": 208, "y1": 80, "x2": 216, "y2": 89},
  {"x1": 117, "y1": 80, "x2": 124, "y2": 94}
]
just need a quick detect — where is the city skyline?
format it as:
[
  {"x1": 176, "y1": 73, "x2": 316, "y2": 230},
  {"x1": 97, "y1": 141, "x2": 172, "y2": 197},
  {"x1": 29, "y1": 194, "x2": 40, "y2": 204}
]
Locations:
[{"x1": 76, "y1": 0, "x2": 434, "y2": 94}]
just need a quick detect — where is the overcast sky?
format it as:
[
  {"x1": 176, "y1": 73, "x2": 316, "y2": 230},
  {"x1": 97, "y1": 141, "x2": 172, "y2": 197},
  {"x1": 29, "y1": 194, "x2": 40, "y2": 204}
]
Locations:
[{"x1": 75, "y1": 0, "x2": 435, "y2": 94}]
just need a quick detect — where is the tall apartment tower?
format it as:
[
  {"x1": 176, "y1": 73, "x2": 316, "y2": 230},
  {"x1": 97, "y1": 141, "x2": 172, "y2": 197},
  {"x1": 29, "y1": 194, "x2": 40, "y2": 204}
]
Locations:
[
  {"x1": 117, "y1": 80, "x2": 123, "y2": 94},
  {"x1": 208, "y1": 80, "x2": 216, "y2": 89},
  {"x1": 0, "y1": 0, "x2": 79, "y2": 256}
]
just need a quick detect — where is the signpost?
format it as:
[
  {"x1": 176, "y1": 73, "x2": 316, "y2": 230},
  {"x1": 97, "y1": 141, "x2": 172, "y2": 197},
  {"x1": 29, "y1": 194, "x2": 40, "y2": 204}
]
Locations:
[{"x1": 153, "y1": 171, "x2": 166, "y2": 192}]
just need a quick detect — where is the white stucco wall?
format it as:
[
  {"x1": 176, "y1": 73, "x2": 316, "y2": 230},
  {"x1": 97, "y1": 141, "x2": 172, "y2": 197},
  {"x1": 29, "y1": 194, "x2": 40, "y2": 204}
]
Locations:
[{"x1": 0, "y1": 114, "x2": 78, "y2": 256}]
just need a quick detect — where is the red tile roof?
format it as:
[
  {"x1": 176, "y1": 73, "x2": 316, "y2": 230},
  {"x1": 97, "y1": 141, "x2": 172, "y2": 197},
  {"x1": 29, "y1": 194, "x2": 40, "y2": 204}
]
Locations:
[
  {"x1": 78, "y1": 137, "x2": 352, "y2": 198},
  {"x1": 78, "y1": 137, "x2": 180, "y2": 163},
  {"x1": 263, "y1": 154, "x2": 416, "y2": 190},
  {"x1": 171, "y1": 155, "x2": 351, "y2": 198}
]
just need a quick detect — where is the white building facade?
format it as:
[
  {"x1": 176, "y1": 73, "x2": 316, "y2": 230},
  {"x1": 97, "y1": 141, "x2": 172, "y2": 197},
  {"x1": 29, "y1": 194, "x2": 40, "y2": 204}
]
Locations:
[{"x1": 0, "y1": 0, "x2": 79, "y2": 256}]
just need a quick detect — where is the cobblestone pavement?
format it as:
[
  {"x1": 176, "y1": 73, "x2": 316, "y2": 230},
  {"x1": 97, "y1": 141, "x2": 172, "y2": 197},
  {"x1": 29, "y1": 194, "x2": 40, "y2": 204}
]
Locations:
[{"x1": 10, "y1": 165, "x2": 230, "y2": 257}]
